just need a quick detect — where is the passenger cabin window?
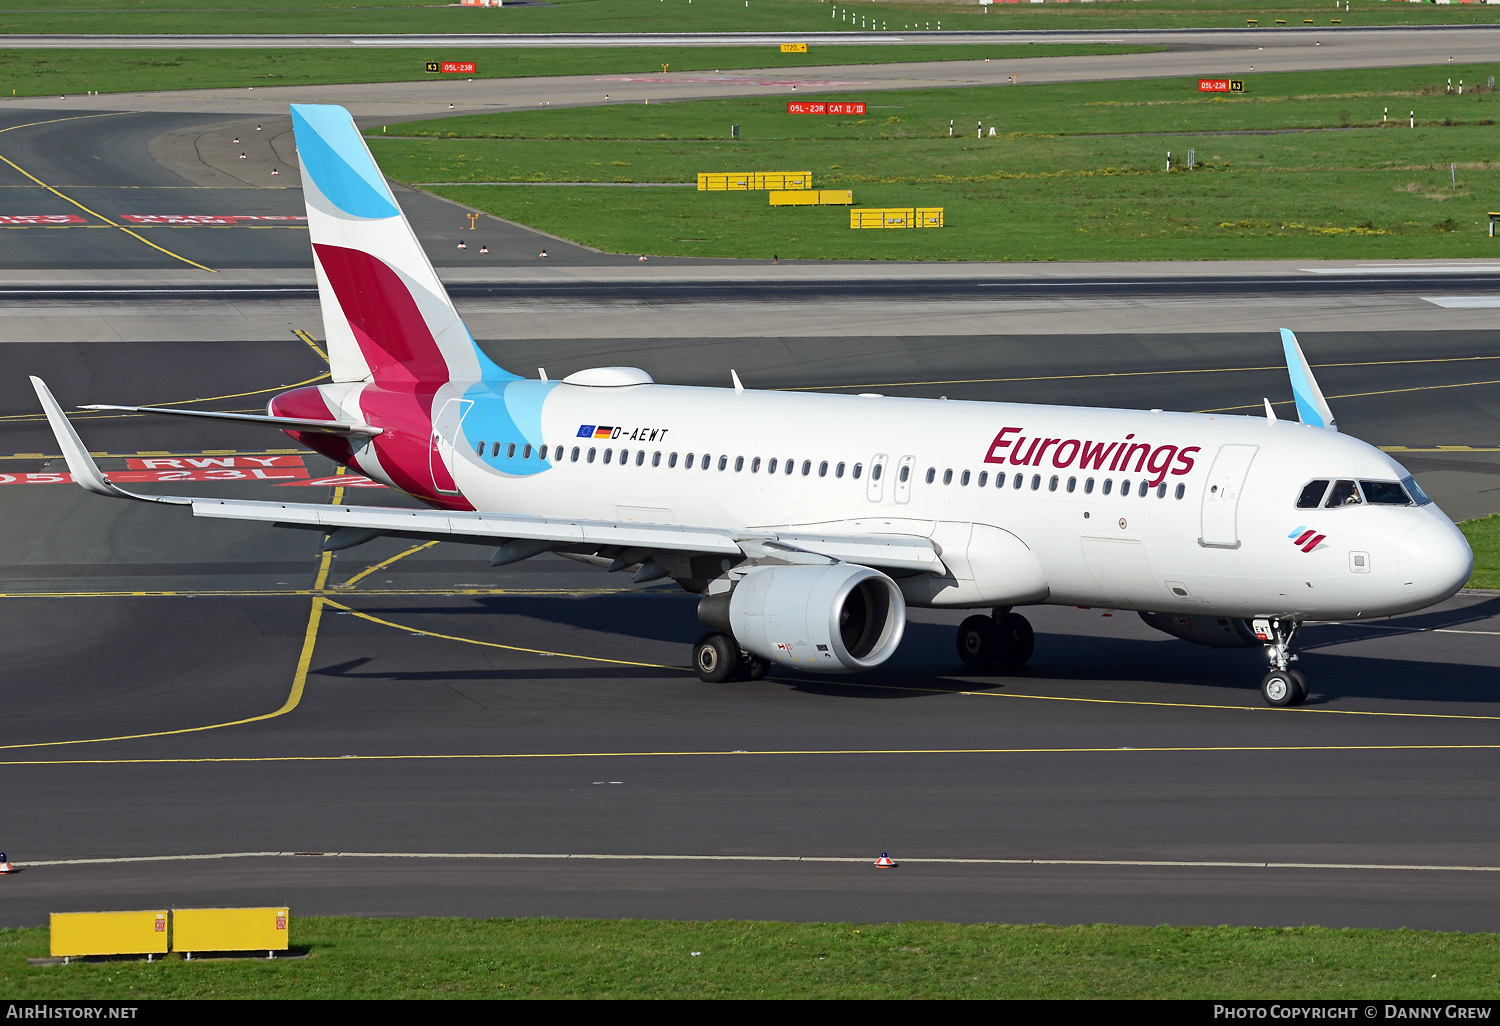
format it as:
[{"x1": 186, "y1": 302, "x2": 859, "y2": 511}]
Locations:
[
  {"x1": 475, "y1": 441, "x2": 485, "y2": 456},
  {"x1": 926, "y1": 468, "x2": 936, "y2": 485},
  {"x1": 522, "y1": 444, "x2": 532, "y2": 459},
  {"x1": 943, "y1": 469, "x2": 953, "y2": 485},
  {"x1": 491, "y1": 442, "x2": 501, "y2": 458},
  {"x1": 719, "y1": 456, "x2": 728, "y2": 471},
  {"x1": 960, "y1": 470, "x2": 970, "y2": 486},
  {"x1": 1175, "y1": 483, "x2": 1185, "y2": 499},
  {"x1": 836, "y1": 463, "x2": 846, "y2": 478},
  {"x1": 653, "y1": 452, "x2": 662, "y2": 467},
  {"x1": 900, "y1": 465, "x2": 911, "y2": 483},
  {"x1": 668, "y1": 453, "x2": 678, "y2": 468},
  {"x1": 802, "y1": 460, "x2": 812, "y2": 476},
  {"x1": 819, "y1": 461, "x2": 829, "y2": 477},
  {"x1": 636, "y1": 451, "x2": 645, "y2": 466},
  {"x1": 870, "y1": 463, "x2": 880, "y2": 481},
  {"x1": 768, "y1": 458, "x2": 778, "y2": 474},
  {"x1": 853, "y1": 463, "x2": 863, "y2": 480},
  {"x1": 1325, "y1": 480, "x2": 1361, "y2": 507},
  {"x1": 1297, "y1": 480, "x2": 1330, "y2": 508},
  {"x1": 751, "y1": 457, "x2": 761, "y2": 473},
  {"x1": 734, "y1": 456, "x2": 744, "y2": 472},
  {"x1": 507, "y1": 443, "x2": 516, "y2": 459},
  {"x1": 978, "y1": 471, "x2": 988, "y2": 487}
]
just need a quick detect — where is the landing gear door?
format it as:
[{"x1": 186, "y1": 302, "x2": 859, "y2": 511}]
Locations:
[
  {"x1": 430, "y1": 397, "x2": 473, "y2": 496},
  {"x1": 1198, "y1": 443, "x2": 1258, "y2": 549},
  {"x1": 866, "y1": 453, "x2": 889, "y2": 503}
]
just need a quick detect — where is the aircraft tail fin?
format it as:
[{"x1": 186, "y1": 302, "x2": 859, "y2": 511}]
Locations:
[
  {"x1": 290, "y1": 104, "x2": 513, "y2": 387},
  {"x1": 1279, "y1": 328, "x2": 1337, "y2": 431}
]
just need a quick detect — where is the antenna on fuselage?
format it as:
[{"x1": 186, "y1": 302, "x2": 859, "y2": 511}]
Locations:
[{"x1": 1262, "y1": 398, "x2": 1277, "y2": 422}]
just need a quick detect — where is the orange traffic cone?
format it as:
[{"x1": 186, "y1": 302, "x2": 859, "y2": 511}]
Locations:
[
  {"x1": 0, "y1": 852, "x2": 14, "y2": 873},
  {"x1": 874, "y1": 853, "x2": 896, "y2": 868}
]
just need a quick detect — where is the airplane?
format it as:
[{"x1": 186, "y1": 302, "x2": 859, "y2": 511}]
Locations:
[{"x1": 30, "y1": 103, "x2": 1474, "y2": 708}]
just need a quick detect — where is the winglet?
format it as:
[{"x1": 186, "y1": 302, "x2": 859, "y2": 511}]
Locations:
[
  {"x1": 1279, "y1": 328, "x2": 1337, "y2": 431},
  {"x1": 30, "y1": 377, "x2": 185, "y2": 504}
]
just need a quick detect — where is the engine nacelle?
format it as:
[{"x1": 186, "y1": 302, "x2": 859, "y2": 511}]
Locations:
[
  {"x1": 1139, "y1": 611, "x2": 1260, "y2": 648},
  {"x1": 700, "y1": 564, "x2": 906, "y2": 672}
]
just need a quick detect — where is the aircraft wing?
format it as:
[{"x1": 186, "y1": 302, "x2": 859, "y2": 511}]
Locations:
[{"x1": 33, "y1": 377, "x2": 943, "y2": 575}]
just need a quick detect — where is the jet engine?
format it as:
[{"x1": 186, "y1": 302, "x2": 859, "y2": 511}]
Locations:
[
  {"x1": 699, "y1": 564, "x2": 906, "y2": 672},
  {"x1": 1139, "y1": 611, "x2": 1260, "y2": 648}
]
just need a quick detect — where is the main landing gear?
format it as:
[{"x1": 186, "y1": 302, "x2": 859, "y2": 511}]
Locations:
[
  {"x1": 1257, "y1": 616, "x2": 1307, "y2": 707},
  {"x1": 693, "y1": 632, "x2": 770, "y2": 683},
  {"x1": 956, "y1": 608, "x2": 1035, "y2": 672}
]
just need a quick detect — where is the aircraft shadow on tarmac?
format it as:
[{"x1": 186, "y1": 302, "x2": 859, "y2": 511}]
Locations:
[{"x1": 319, "y1": 593, "x2": 1500, "y2": 708}]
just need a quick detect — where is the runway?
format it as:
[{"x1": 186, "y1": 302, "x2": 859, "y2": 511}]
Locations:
[{"x1": 0, "y1": 35, "x2": 1498, "y2": 933}]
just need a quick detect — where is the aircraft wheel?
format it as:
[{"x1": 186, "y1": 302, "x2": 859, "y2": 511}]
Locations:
[
  {"x1": 995, "y1": 612, "x2": 1035, "y2": 670},
  {"x1": 693, "y1": 632, "x2": 740, "y2": 683},
  {"x1": 1286, "y1": 669, "x2": 1309, "y2": 706},
  {"x1": 956, "y1": 615, "x2": 1000, "y2": 669},
  {"x1": 1260, "y1": 669, "x2": 1305, "y2": 708},
  {"x1": 740, "y1": 650, "x2": 771, "y2": 681}
]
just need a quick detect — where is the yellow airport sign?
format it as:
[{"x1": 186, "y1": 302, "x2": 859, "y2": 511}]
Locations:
[
  {"x1": 698, "y1": 172, "x2": 812, "y2": 191},
  {"x1": 781, "y1": 43, "x2": 808, "y2": 53},
  {"x1": 51, "y1": 910, "x2": 168, "y2": 959},
  {"x1": 174, "y1": 907, "x2": 290, "y2": 956},
  {"x1": 850, "y1": 207, "x2": 944, "y2": 229},
  {"x1": 770, "y1": 190, "x2": 853, "y2": 206}
]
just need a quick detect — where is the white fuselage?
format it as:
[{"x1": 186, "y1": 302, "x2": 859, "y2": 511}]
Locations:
[{"x1": 336, "y1": 377, "x2": 1473, "y2": 621}]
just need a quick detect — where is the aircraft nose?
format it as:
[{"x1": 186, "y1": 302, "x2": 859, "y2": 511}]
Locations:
[{"x1": 1398, "y1": 519, "x2": 1473, "y2": 602}]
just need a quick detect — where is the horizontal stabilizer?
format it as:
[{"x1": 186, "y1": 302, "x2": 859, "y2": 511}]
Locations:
[
  {"x1": 1280, "y1": 328, "x2": 1337, "y2": 431},
  {"x1": 79, "y1": 404, "x2": 382, "y2": 438}
]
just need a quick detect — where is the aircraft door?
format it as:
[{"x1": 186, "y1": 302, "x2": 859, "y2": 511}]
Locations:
[
  {"x1": 1198, "y1": 443, "x2": 1258, "y2": 549},
  {"x1": 894, "y1": 455, "x2": 916, "y2": 504},
  {"x1": 429, "y1": 397, "x2": 473, "y2": 496},
  {"x1": 866, "y1": 453, "x2": 888, "y2": 503}
]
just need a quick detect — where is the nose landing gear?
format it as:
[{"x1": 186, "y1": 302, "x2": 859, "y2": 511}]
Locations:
[
  {"x1": 1256, "y1": 617, "x2": 1307, "y2": 707},
  {"x1": 956, "y1": 608, "x2": 1035, "y2": 672}
]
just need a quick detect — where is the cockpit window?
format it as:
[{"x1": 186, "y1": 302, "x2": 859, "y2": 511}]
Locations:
[
  {"x1": 1297, "y1": 480, "x2": 1330, "y2": 509},
  {"x1": 1361, "y1": 480, "x2": 1413, "y2": 506},
  {"x1": 1324, "y1": 480, "x2": 1361, "y2": 508},
  {"x1": 1402, "y1": 476, "x2": 1433, "y2": 506}
]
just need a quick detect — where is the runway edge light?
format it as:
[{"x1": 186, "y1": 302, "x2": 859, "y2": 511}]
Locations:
[
  {"x1": 875, "y1": 853, "x2": 896, "y2": 868},
  {"x1": 0, "y1": 852, "x2": 13, "y2": 873}
]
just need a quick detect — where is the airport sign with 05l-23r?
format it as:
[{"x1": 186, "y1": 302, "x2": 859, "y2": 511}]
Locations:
[
  {"x1": 426, "y1": 61, "x2": 477, "y2": 74},
  {"x1": 787, "y1": 101, "x2": 866, "y2": 115},
  {"x1": 1197, "y1": 78, "x2": 1245, "y2": 92}
]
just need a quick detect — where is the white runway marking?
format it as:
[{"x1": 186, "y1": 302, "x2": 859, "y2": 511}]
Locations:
[
  {"x1": 1421, "y1": 296, "x2": 1500, "y2": 309},
  {"x1": 20, "y1": 851, "x2": 1500, "y2": 874}
]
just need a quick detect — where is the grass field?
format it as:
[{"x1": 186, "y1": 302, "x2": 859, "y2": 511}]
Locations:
[
  {"x1": 4, "y1": 917, "x2": 1500, "y2": 998},
  {"x1": 0, "y1": 43, "x2": 1157, "y2": 98},
  {"x1": 1, "y1": 0, "x2": 1498, "y2": 36},
  {"x1": 366, "y1": 63, "x2": 1500, "y2": 261},
  {"x1": 1460, "y1": 514, "x2": 1500, "y2": 589}
]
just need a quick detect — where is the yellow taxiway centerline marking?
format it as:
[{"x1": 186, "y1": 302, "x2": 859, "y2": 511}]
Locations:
[
  {"x1": 5, "y1": 741, "x2": 1500, "y2": 767},
  {"x1": 323, "y1": 599, "x2": 681, "y2": 670},
  {"x1": 793, "y1": 353, "x2": 1500, "y2": 393},
  {"x1": 294, "y1": 328, "x2": 329, "y2": 364},
  {"x1": 1204, "y1": 377, "x2": 1500, "y2": 415},
  {"x1": 333, "y1": 540, "x2": 438, "y2": 591},
  {"x1": 0, "y1": 588, "x2": 637, "y2": 598},
  {"x1": 0, "y1": 373, "x2": 329, "y2": 424},
  {"x1": 0, "y1": 114, "x2": 215, "y2": 273}
]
